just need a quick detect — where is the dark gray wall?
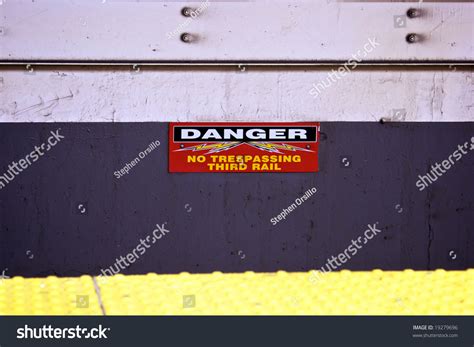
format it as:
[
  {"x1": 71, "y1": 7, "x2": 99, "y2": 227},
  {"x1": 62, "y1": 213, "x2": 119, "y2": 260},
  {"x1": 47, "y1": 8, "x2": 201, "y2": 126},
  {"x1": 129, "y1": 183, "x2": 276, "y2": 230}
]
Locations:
[{"x1": 0, "y1": 122, "x2": 472, "y2": 277}]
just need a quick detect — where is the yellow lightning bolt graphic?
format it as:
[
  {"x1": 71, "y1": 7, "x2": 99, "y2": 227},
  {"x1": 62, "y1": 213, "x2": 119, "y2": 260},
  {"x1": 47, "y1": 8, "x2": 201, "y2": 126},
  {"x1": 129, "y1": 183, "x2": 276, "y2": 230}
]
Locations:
[
  {"x1": 175, "y1": 142, "x2": 243, "y2": 154},
  {"x1": 175, "y1": 142, "x2": 314, "y2": 155},
  {"x1": 248, "y1": 142, "x2": 314, "y2": 154}
]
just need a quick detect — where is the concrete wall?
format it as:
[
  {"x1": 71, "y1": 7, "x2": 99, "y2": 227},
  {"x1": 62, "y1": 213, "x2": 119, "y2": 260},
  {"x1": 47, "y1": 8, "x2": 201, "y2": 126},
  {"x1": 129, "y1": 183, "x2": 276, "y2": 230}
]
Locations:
[
  {"x1": 0, "y1": 67, "x2": 472, "y2": 122},
  {"x1": 0, "y1": 1, "x2": 472, "y2": 277},
  {"x1": 0, "y1": 122, "x2": 472, "y2": 277}
]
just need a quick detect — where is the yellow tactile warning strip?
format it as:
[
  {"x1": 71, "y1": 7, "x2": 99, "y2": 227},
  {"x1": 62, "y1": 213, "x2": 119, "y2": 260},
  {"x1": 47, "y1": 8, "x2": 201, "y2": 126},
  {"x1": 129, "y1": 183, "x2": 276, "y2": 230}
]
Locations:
[
  {"x1": 1, "y1": 270, "x2": 473, "y2": 315},
  {"x1": 0, "y1": 275, "x2": 102, "y2": 315}
]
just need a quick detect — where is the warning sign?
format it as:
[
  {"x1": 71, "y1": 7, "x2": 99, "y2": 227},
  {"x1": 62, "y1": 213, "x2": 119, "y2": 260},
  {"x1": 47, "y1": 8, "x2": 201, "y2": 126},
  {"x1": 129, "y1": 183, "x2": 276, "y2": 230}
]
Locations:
[{"x1": 169, "y1": 122, "x2": 319, "y2": 173}]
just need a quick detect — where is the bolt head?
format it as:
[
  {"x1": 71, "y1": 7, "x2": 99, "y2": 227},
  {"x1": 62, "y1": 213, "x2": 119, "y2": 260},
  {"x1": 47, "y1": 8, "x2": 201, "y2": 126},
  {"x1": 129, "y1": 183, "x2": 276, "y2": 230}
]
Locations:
[
  {"x1": 180, "y1": 33, "x2": 192, "y2": 43},
  {"x1": 407, "y1": 8, "x2": 419, "y2": 18},
  {"x1": 406, "y1": 33, "x2": 417, "y2": 43},
  {"x1": 181, "y1": 7, "x2": 193, "y2": 17}
]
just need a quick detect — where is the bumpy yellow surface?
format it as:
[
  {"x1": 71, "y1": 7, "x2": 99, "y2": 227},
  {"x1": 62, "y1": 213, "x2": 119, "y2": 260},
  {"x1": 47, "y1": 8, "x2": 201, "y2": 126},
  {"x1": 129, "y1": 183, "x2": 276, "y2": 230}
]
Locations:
[
  {"x1": 0, "y1": 275, "x2": 102, "y2": 315},
  {"x1": 1, "y1": 270, "x2": 473, "y2": 315}
]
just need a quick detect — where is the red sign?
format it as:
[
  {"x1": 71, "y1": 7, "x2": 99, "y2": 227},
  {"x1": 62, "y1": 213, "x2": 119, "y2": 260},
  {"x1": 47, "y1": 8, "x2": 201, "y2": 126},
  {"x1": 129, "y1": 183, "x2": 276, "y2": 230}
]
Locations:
[{"x1": 169, "y1": 122, "x2": 319, "y2": 173}]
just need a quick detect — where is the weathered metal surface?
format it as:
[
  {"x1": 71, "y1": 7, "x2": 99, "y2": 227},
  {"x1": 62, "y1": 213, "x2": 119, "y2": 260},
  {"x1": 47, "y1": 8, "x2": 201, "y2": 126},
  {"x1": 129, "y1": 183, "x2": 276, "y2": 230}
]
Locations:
[
  {"x1": 1, "y1": 1, "x2": 472, "y2": 62},
  {"x1": 0, "y1": 122, "x2": 472, "y2": 277}
]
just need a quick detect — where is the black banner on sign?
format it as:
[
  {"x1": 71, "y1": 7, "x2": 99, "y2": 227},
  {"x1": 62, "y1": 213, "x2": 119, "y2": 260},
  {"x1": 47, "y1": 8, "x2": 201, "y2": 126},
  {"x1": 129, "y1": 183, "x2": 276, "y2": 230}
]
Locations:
[
  {"x1": 0, "y1": 316, "x2": 472, "y2": 347},
  {"x1": 173, "y1": 125, "x2": 318, "y2": 142}
]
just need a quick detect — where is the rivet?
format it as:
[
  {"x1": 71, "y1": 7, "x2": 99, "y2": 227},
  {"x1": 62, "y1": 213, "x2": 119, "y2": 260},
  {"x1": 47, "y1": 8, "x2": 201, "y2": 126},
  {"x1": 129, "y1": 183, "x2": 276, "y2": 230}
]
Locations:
[
  {"x1": 406, "y1": 33, "x2": 418, "y2": 43},
  {"x1": 181, "y1": 7, "x2": 194, "y2": 17},
  {"x1": 180, "y1": 33, "x2": 193, "y2": 43},
  {"x1": 407, "y1": 8, "x2": 419, "y2": 18}
]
